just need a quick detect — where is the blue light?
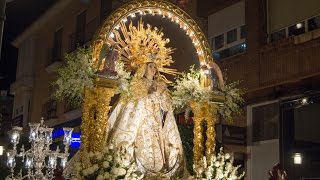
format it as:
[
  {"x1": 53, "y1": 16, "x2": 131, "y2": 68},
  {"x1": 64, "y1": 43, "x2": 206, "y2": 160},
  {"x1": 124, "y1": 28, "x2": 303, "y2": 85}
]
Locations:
[
  {"x1": 52, "y1": 128, "x2": 64, "y2": 139},
  {"x1": 70, "y1": 132, "x2": 81, "y2": 148},
  {"x1": 241, "y1": 43, "x2": 246, "y2": 48},
  {"x1": 52, "y1": 128, "x2": 81, "y2": 149}
]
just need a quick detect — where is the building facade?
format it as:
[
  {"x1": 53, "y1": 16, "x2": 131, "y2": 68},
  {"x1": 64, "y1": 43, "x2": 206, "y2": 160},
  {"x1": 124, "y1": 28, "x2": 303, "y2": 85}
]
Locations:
[
  {"x1": 10, "y1": 0, "x2": 205, "y2": 158},
  {"x1": 199, "y1": 0, "x2": 320, "y2": 179}
]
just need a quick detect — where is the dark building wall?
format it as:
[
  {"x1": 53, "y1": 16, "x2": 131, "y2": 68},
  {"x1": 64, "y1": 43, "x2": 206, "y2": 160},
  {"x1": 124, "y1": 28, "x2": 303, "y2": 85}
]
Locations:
[{"x1": 0, "y1": 93, "x2": 13, "y2": 136}]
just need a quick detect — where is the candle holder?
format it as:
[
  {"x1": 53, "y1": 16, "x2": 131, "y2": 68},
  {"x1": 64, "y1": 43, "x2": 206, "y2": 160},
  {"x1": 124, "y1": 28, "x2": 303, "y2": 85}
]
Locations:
[{"x1": 6, "y1": 118, "x2": 73, "y2": 180}]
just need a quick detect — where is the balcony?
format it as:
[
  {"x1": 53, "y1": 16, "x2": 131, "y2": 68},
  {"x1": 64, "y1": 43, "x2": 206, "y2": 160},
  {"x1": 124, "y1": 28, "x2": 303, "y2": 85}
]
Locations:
[
  {"x1": 68, "y1": 17, "x2": 100, "y2": 53},
  {"x1": 259, "y1": 34, "x2": 320, "y2": 87},
  {"x1": 45, "y1": 48, "x2": 63, "y2": 73}
]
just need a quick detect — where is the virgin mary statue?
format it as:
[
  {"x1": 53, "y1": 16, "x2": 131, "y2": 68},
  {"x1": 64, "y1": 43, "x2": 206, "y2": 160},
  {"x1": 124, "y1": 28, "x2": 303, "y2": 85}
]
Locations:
[
  {"x1": 101, "y1": 20, "x2": 185, "y2": 179},
  {"x1": 106, "y1": 61, "x2": 184, "y2": 178}
]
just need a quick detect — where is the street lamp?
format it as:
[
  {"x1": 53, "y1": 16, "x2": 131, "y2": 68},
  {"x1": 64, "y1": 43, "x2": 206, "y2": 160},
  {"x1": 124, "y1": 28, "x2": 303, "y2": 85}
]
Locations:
[{"x1": 6, "y1": 118, "x2": 73, "y2": 180}]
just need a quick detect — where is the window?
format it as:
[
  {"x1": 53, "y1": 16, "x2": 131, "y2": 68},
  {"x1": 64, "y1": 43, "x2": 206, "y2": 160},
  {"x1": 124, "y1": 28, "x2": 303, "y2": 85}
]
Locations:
[
  {"x1": 288, "y1": 21, "x2": 305, "y2": 36},
  {"x1": 100, "y1": 0, "x2": 112, "y2": 19},
  {"x1": 269, "y1": 12, "x2": 320, "y2": 42},
  {"x1": 50, "y1": 27, "x2": 63, "y2": 63},
  {"x1": 76, "y1": 10, "x2": 87, "y2": 46},
  {"x1": 227, "y1": 29, "x2": 237, "y2": 44},
  {"x1": 308, "y1": 15, "x2": 320, "y2": 31},
  {"x1": 213, "y1": 42, "x2": 246, "y2": 60},
  {"x1": 214, "y1": 34, "x2": 224, "y2": 50},
  {"x1": 240, "y1": 25, "x2": 246, "y2": 39},
  {"x1": 212, "y1": 25, "x2": 246, "y2": 60},
  {"x1": 270, "y1": 29, "x2": 286, "y2": 42}
]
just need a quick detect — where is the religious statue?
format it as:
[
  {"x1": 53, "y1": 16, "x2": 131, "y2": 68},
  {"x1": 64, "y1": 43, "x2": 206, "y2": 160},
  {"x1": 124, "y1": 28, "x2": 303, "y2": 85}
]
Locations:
[
  {"x1": 106, "y1": 61, "x2": 184, "y2": 178},
  {"x1": 101, "y1": 20, "x2": 186, "y2": 178}
]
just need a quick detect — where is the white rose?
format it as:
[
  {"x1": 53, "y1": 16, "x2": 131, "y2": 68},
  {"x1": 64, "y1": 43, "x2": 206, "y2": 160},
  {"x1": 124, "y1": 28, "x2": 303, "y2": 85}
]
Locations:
[
  {"x1": 111, "y1": 167, "x2": 119, "y2": 175},
  {"x1": 107, "y1": 155, "x2": 113, "y2": 161},
  {"x1": 103, "y1": 161, "x2": 110, "y2": 168},
  {"x1": 122, "y1": 159, "x2": 130, "y2": 166},
  {"x1": 109, "y1": 144, "x2": 114, "y2": 150},
  {"x1": 118, "y1": 167, "x2": 127, "y2": 176},
  {"x1": 115, "y1": 156, "x2": 121, "y2": 163},
  {"x1": 214, "y1": 161, "x2": 220, "y2": 167}
]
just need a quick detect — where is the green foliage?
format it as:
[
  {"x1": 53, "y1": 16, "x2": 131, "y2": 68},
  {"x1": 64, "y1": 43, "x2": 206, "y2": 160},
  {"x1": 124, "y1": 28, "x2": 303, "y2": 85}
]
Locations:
[
  {"x1": 52, "y1": 47, "x2": 95, "y2": 106},
  {"x1": 177, "y1": 124, "x2": 194, "y2": 174},
  {"x1": 215, "y1": 80, "x2": 245, "y2": 122}
]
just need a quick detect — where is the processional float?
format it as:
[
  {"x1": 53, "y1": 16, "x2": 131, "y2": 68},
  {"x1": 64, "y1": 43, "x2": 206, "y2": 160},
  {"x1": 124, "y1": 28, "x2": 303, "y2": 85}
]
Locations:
[{"x1": 80, "y1": 0, "x2": 225, "y2": 166}]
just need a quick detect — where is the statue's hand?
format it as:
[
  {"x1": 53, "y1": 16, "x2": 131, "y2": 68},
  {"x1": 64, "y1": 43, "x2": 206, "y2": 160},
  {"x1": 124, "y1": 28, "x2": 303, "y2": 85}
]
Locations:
[{"x1": 156, "y1": 81, "x2": 167, "y2": 95}]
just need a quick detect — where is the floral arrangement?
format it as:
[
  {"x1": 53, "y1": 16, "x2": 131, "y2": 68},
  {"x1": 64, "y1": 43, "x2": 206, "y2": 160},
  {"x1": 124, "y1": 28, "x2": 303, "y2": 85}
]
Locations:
[
  {"x1": 114, "y1": 61, "x2": 132, "y2": 95},
  {"x1": 192, "y1": 148, "x2": 245, "y2": 180},
  {"x1": 172, "y1": 66, "x2": 212, "y2": 109},
  {"x1": 53, "y1": 47, "x2": 95, "y2": 106},
  {"x1": 216, "y1": 79, "x2": 245, "y2": 122},
  {"x1": 171, "y1": 66, "x2": 244, "y2": 122},
  {"x1": 71, "y1": 143, "x2": 144, "y2": 180},
  {"x1": 53, "y1": 45, "x2": 134, "y2": 106}
]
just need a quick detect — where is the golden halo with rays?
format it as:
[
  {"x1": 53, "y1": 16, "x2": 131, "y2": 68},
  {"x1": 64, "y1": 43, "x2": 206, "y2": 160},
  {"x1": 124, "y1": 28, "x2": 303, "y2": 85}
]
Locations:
[{"x1": 106, "y1": 19, "x2": 178, "y2": 82}]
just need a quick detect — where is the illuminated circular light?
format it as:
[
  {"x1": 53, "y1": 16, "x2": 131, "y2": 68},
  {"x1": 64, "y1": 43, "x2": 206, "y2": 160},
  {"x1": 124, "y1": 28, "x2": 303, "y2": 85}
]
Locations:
[
  {"x1": 301, "y1": 98, "x2": 308, "y2": 105},
  {"x1": 122, "y1": 18, "x2": 127, "y2": 22},
  {"x1": 138, "y1": 10, "x2": 143, "y2": 15},
  {"x1": 115, "y1": 25, "x2": 120, "y2": 30},
  {"x1": 168, "y1": 13, "x2": 172, "y2": 18},
  {"x1": 296, "y1": 23, "x2": 302, "y2": 29}
]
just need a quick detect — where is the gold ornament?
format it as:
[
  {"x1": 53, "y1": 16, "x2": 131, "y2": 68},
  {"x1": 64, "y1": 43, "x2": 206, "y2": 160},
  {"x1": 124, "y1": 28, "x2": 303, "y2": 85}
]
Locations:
[
  {"x1": 190, "y1": 101, "x2": 219, "y2": 163},
  {"x1": 80, "y1": 78, "x2": 117, "y2": 163}
]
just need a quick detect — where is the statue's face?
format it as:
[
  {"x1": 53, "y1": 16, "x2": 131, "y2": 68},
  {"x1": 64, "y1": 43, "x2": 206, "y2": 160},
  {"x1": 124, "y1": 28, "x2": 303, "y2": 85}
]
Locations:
[{"x1": 145, "y1": 62, "x2": 156, "y2": 79}]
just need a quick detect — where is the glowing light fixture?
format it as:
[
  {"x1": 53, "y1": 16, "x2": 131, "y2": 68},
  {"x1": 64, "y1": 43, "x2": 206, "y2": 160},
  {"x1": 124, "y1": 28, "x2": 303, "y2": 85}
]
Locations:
[{"x1": 293, "y1": 153, "x2": 302, "y2": 165}]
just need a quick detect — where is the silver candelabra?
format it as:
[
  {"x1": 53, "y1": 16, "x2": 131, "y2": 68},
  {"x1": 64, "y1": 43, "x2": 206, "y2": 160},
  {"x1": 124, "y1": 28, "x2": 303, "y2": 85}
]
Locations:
[{"x1": 6, "y1": 118, "x2": 73, "y2": 180}]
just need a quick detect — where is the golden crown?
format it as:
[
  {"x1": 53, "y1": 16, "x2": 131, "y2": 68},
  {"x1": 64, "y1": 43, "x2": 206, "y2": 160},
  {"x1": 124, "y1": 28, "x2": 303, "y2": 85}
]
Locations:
[{"x1": 107, "y1": 19, "x2": 178, "y2": 77}]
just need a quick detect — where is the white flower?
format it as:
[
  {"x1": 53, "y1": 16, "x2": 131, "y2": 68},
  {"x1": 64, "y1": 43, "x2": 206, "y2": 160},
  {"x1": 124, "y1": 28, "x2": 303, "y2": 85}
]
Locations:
[
  {"x1": 103, "y1": 161, "x2": 110, "y2": 168},
  {"x1": 111, "y1": 167, "x2": 119, "y2": 175},
  {"x1": 214, "y1": 161, "x2": 220, "y2": 167},
  {"x1": 118, "y1": 167, "x2": 127, "y2": 176},
  {"x1": 122, "y1": 159, "x2": 131, "y2": 166},
  {"x1": 109, "y1": 144, "x2": 114, "y2": 150},
  {"x1": 107, "y1": 155, "x2": 113, "y2": 161},
  {"x1": 225, "y1": 153, "x2": 230, "y2": 160}
]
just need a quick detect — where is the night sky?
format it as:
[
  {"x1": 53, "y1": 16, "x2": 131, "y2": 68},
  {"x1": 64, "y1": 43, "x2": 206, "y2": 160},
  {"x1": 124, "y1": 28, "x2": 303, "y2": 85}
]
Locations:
[{"x1": 0, "y1": 0, "x2": 56, "y2": 90}]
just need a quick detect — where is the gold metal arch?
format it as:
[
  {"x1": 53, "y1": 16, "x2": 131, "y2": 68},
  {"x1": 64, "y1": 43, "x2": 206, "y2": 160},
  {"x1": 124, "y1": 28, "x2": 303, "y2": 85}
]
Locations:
[{"x1": 91, "y1": 0, "x2": 224, "y2": 88}]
